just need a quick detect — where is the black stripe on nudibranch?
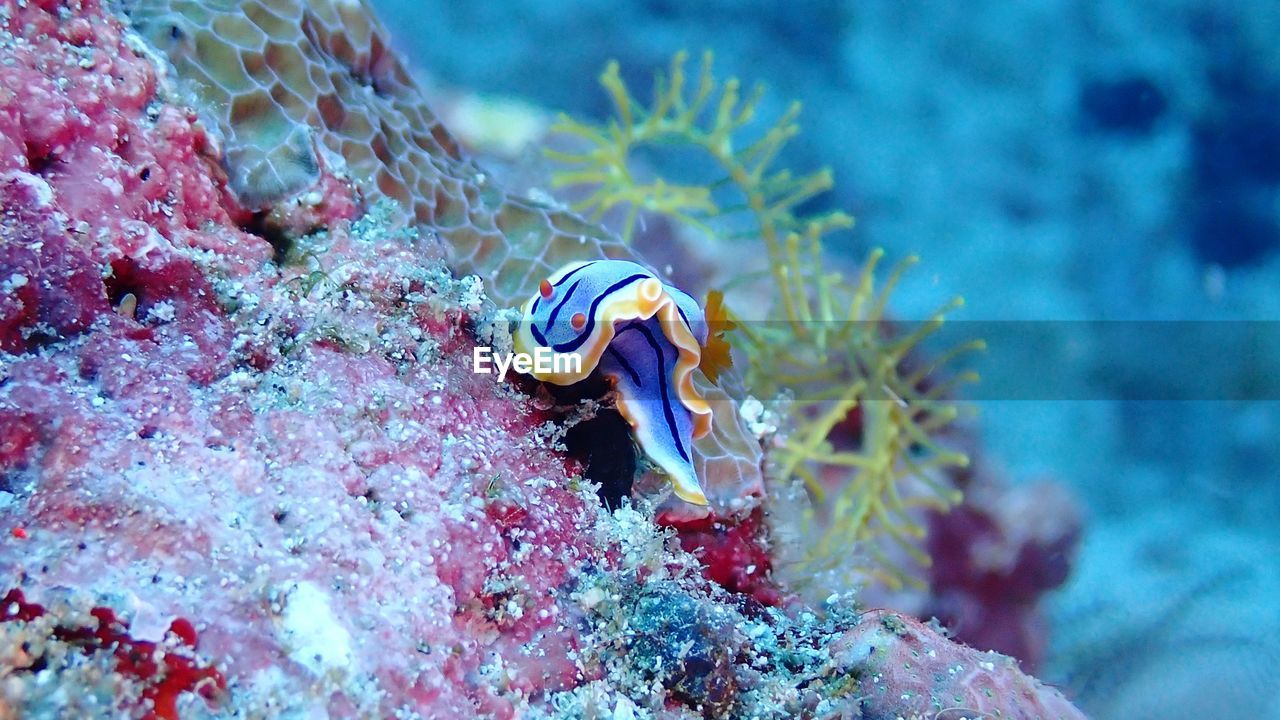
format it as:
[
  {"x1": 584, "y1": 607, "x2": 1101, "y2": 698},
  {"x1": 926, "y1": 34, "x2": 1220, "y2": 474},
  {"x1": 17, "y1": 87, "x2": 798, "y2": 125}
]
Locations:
[
  {"x1": 543, "y1": 278, "x2": 582, "y2": 332},
  {"x1": 552, "y1": 274, "x2": 650, "y2": 353},
  {"x1": 622, "y1": 321, "x2": 689, "y2": 464},
  {"x1": 532, "y1": 261, "x2": 595, "y2": 315},
  {"x1": 674, "y1": 304, "x2": 696, "y2": 339},
  {"x1": 553, "y1": 261, "x2": 596, "y2": 288},
  {"x1": 607, "y1": 345, "x2": 643, "y2": 387}
]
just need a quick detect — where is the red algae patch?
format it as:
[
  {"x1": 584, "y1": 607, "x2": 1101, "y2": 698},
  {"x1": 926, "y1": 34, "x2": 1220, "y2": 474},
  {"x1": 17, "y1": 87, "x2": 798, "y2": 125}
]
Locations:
[
  {"x1": 0, "y1": 589, "x2": 226, "y2": 719},
  {"x1": 671, "y1": 508, "x2": 785, "y2": 607}
]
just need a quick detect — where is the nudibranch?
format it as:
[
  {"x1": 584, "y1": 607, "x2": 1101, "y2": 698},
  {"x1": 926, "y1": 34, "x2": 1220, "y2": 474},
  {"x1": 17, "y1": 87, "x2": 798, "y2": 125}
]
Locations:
[{"x1": 514, "y1": 260, "x2": 714, "y2": 505}]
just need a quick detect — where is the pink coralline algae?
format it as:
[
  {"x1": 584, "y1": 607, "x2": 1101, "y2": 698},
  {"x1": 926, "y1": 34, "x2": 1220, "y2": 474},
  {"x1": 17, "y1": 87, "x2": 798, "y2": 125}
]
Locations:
[
  {"x1": 926, "y1": 474, "x2": 1084, "y2": 672},
  {"x1": 831, "y1": 609, "x2": 1087, "y2": 720},
  {"x1": 0, "y1": 0, "x2": 1088, "y2": 718}
]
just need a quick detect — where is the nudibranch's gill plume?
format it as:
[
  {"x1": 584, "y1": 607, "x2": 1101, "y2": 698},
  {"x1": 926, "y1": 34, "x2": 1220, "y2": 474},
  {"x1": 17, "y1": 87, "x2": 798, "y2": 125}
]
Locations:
[
  {"x1": 123, "y1": 0, "x2": 634, "y2": 307},
  {"x1": 515, "y1": 260, "x2": 714, "y2": 506}
]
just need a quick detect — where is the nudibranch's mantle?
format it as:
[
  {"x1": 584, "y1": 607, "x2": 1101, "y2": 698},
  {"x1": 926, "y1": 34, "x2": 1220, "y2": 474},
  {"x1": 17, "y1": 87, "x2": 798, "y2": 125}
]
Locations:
[{"x1": 514, "y1": 260, "x2": 713, "y2": 505}]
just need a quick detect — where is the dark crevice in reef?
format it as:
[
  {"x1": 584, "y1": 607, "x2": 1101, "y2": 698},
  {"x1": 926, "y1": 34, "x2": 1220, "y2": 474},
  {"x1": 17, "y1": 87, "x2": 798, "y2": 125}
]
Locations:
[
  {"x1": 15, "y1": 330, "x2": 64, "y2": 353},
  {"x1": 103, "y1": 258, "x2": 147, "y2": 311},
  {"x1": 241, "y1": 210, "x2": 294, "y2": 264},
  {"x1": 0, "y1": 471, "x2": 20, "y2": 495},
  {"x1": 528, "y1": 373, "x2": 639, "y2": 510},
  {"x1": 565, "y1": 409, "x2": 637, "y2": 510},
  {"x1": 24, "y1": 150, "x2": 57, "y2": 175}
]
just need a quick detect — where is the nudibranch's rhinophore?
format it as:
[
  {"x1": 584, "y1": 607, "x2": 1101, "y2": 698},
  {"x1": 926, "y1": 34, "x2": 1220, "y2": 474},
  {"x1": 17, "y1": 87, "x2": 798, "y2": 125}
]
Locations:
[{"x1": 514, "y1": 260, "x2": 713, "y2": 505}]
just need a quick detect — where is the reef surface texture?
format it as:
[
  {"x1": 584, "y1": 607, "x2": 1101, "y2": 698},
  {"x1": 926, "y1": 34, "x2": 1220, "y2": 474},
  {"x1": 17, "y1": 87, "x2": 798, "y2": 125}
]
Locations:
[{"x1": 0, "y1": 0, "x2": 1086, "y2": 718}]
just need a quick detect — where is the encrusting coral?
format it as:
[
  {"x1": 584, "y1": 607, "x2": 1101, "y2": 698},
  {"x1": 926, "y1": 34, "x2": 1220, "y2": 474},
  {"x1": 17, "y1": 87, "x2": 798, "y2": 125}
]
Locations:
[
  {"x1": 547, "y1": 50, "x2": 982, "y2": 589},
  {"x1": 0, "y1": 0, "x2": 1086, "y2": 717}
]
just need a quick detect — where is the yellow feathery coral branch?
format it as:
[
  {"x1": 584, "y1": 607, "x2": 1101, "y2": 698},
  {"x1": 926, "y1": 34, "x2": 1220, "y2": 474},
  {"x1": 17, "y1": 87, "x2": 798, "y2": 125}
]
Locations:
[{"x1": 550, "y1": 50, "x2": 855, "y2": 339}]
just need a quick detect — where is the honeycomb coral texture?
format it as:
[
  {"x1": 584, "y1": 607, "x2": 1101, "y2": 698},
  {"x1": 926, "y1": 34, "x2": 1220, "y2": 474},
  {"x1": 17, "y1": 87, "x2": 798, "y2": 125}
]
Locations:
[{"x1": 126, "y1": 0, "x2": 635, "y2": 307}]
